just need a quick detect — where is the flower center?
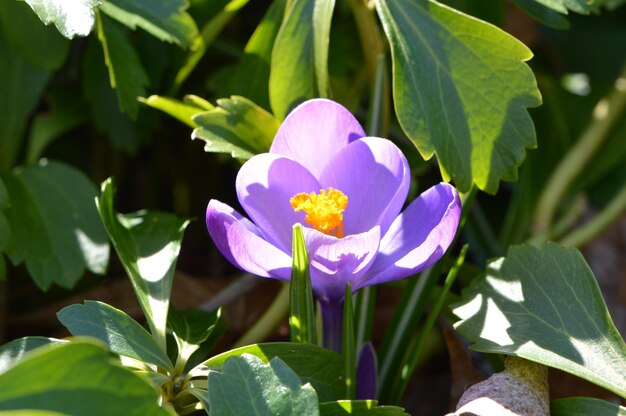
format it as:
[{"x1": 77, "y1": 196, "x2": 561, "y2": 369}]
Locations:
[{"x1": 290, "y1": 187, "x2": 348, "y2": 238}]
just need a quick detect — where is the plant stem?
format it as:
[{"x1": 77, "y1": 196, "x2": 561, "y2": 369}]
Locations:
[
  {"x1": 559, "y1": 183, "x2": 626, "y2": 248},
  {"x1": 233, "y1": 282, "x2": 290, "y2": 348},
  {"x1": 346, "y1": 0, "x2": 385, "y2": 84},
  {"x1": 320, "y1": 298, "x2": 344, "y2": 352},
  {"x1": 533, "y1": 64, "x2": 626, "y2": 239}
]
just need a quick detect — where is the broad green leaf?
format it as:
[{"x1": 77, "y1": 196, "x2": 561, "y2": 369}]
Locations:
[
  {"x1": 168, "y1": 307, "x2": 221, "y2": 367},
  {"x1": 100, "y1": 0, "x2": 198, "y2": 48},
  {"x1": 139, "y1": 95, "x2": 204, "y2": 128},
  {"x1": 551, "y1": 397, "x2": 626, "y2": 416},
  {"x1": 57, "y1": 301, "x2": 173, "y2": 371},
  {"x1": 289, "y1": 225, "x2": 317, "y2": 344},
  {"x1": 0, "y1": 35, "x2": 50, "y2": 171},
  {"x1": 96, "y1": 178, "x2": 189, "y2": 352},
  {"x1": 22, "y1": 0, "x2": 100, "y2": 39},
  {"x1": 207, "y1": 354, "x2": 319, "y2": 416},
  {"x1": 375, "y1": 0, "x2": 541, "y2": 193},
  {"x1": 0, "y1": 1, "x2": 70, "y2": 70},
  {"x1": 319, "y1": 400, "x2": 408, "y2": 415},
  {"x1": 203, "y1": 342, "x2": 344, "y2": 402},
  {"x1": 2, "y1": 161, "x2": 109, "y2": 289},
  {"x1": 269, "y1": 0, "x2": 335, "y2": 120},
  {"x1": 192, "y1": 96, "x2": 279, "y2": 159},
  {"x1": 172, "y1": 0, "x2": 249, "y2": 91},
  {"x1": 222, "y1": 0, "x2": 286, "y2": 110},
  {"x1": 0, "y1": 411, "x2": 69, "y2": 416},
  {"x1": 452, "y1": 242, "x2": 626, "y2": 399},
  {"x1": 531, "y1": 0, "x2": 593, "y2": 14},
  {"x1": 97, "y1": 13, "x2": 149, "y2": 119},
  {"x1": 0, "y1": 337, "x2": 61, "y2": 374},
  {"x1": 26, "y1": 88, "x2": 90, "y2": 163},
  {"x1": 509, "y1": 0, "x2": 570, "y2": 29},
  {"x1": 0, "y1": 341, "x2": 170, "y2": 416}
]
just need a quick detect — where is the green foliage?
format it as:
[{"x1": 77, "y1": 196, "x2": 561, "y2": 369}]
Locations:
[
  {"x1": 453, "y1": 242, "x2": 626, "y2": 399},
  {"x1": 203, "y1": 342, "x2": 344, "y2": 402},
  {"x1": 140, "y1": 95, "x2": 207, "y2": 128},
  {"x1": 509, "y1": 0, "x2": 570, "y2": 29},
  {"x1": 0, "y1": 341, "x2": 170, "y2": 415},
  {"x1": 97, "y1": 14, "x2": 149, "y2": 119},
  {"x1": 0, "y1": 337, "x2": 60, "y2": 374},
  {"x1": 2, "y1": 161, "x2": 109, "y2": 289},
  {"x1": 57, "y1": 301, "x2": 173, "y2": 371},
  {"x1": 168, "y1": 307, "x2": 221, "y2": 370},
  {"x1": 22, "y1": 0, "x2": 100, "y2": 39},
  {"x1": 192, "y1": 96, "x2": 279, "y2": 159},
  {"x1": 99, "y1": 0, "x2": 198, "y2": 48},
  {"x1": 551, "y1": 397, "x2": 626, "y2": 416},
  {"x1": 207, "y1": 354, "x2": 320, "y2": 416},
  {"x1": 289, "y1": 225, "x2": 317, "y2": 345},
  {"x1": 531, "y1": 0, "x2": 594, "y2": 14},
  {"x1": 376, "y1": 0, "x2": 542, "y2": 193},
  {"x1": 96, "y1": 178, "x2": 189, "y2": 351},
  {"x1": 319, "y1": 401, "x2": 408, "y2": 415},
  {"x1": 343, "y1": 285, "x2": 356, "y2": 400},
  {"x1": 269, "y1": 0, "x2": 335, "y2": 120}
]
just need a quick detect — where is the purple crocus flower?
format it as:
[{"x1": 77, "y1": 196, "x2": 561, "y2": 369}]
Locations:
[{"x1": 206, "y1": 99, "x2": 461, "y2": 348}]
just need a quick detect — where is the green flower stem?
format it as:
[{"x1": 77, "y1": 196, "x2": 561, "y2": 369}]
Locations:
[
  {"x1": 559, "y1": 182, "x2": 626, "y2": 248},
  {"x1": 533, "y1": 64, "x2": 626, "y2": 239},
  {"x1": 346, "y1": 0, "x2": 385, "y2": 83},
  {"x1": 233, "y1": 281, "x2": 290, "y2": 348}
]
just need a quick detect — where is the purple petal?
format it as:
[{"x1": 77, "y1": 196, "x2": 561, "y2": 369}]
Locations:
[
  {"x1": 236, "y1": 153, "x2": 321, "y2": 253},
  {"x1": 358, "y1": 183, "x2": 461, "y2": 287},
  {"x1": 302, "y1": 226, "x2": 381, "y2": 302},
  {"x1": 270, "y1": 99, "x2": 366, "y2": 179},
  {"x1": 356, "y1": 342, "x2": 378, "y2": 400},
  {"x1": 319, "y1": 137, "x2": 410, "y2": 236},
  {"x1": 206, "y1": 200, "x2": 292, "y2": 280}
]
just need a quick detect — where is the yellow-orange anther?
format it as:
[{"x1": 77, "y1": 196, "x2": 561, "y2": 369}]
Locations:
[{"x1": 290, "y1": 188, "x2": 348, "y2": 238}]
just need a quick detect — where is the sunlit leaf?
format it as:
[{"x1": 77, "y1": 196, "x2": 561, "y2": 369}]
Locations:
[
  {"x1": 319, "y1": 400, "x2": 408, "y2": 415},
  {"x1": 192, "y1": 96, "x2": 279, "y2": 159},
  {"x1": 139, "y1": 95, "x2": 204, "y2": 128},
  {"x1": 0, "y1": 337, "x2": 61, "y2": 374},
  {"x1": 2, "y1": 160, "x2": 110, "y2": 289},
  {"x1": 207, "y1": 354, "x2": 319, "y2": 416},
  {"x1": 58, "y1": 301, "x2": 173, "y2": 371},
  {"x1": 551, "y1": 397, "x2": 626, "y2": 416},
  {"x1": 97, "y1": 13, "x2": 149, "y2": 119},
  {"x1": 289, "y1": 225, "x2": 317, "y2": 345},
  {"x1": 0, "y1": 341, "x2": 170, "y2": 415},
  {"x1": 22, "y1": 0, "x2": 100, "y2": 39},
  {"x1": 269, "y1": 0, "x2": 335, "y2": 120},
  {"x1": 509, "y1": 0, "x2": 570, "y2": 29},
  {"x1": 453, "y1": 242, "x2": 626, "y2": 399},
  {"x1": 100, "y1": 0, "x2": 198, "y2": 48},
  {"x1": 530, "y1": 0, "x2": 594, "y2": 14},
  {"x1": 375, "y1": 0, "x2": 541, "y2": 193},
  {"x1": 96, "y1": 178, "x2": 189, "y2": 351},
  {"x1": 168, "y1": 307, "x2": 221, "y2": 366},
  {"x1": 203, "y1": 342, "x2": 344, "y2": 402}
]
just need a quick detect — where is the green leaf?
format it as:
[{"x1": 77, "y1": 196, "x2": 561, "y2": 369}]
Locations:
[
  {"x1": 96, "y1": 178, "x2": 189, "y2": 352},
  {"x1": 221, "y1": 0, "x2": 287, "y2": 110},
  {"x1": 269, "y1": 0, "x2": 335, "y2": 120},
  {"x1": 0, "y1": 179, "x2": 7, "y2": 209},
  {"x1": 2, "y1": 161, "x2": 110, "y2": 289},
  {"x1": 452, "y1": 242, "x2": 626, "y2": 399},
  {"x1": 192, "y1": 96, "x2": 279, "y2": 159},
  {"x1": 0, "y1": 0, "x2": 70, "y2": 70},
  {"x1": 203, "y1": 342, "x2": 344, "y2": 402},
  {"x1": 57, "y1": 301, "x2": 173, "y2": 371},
  {"x1": 0, "y1": 341, "x2": 170, "y2": 416},
  {"x1": 343, "y1": 284, "x2": 356, "y2": 400},
  {"x1": 510, "y1": 0, "x2": 570, "y2": 29},
  {"x1": 100, "y1": 0, "x2": 198, "y2": 48},
  {"x1": 139, "y1": 95, "x2": 204, "y2": 128},
  {"x1": 530, "y1": 0, "x2": 594, "y2": 14},
  {"x1": 0, "y1": 337, "x2": 61, "y2": 374},
  {"x1": 22, "y1": 0, "x2": 100, "y2": 39},
  {"x1": 97, "y1": 13, "x2": 149, "y2": 119},
  {"x1": 289, "y1": 225, "x2": 317, "y2": 344},
  {"x1": 319, "y1": 400, "x2": 408, "y2": 415},
  {"x1": 26, "y1": 88, "x2": 90, "y2": 163},
  {"x1": 0, "y1": 35, "x2": 50, "y2": 171},
  {"x1": 168, "y1": 307, "x2": 221, "y2": 367},
  {"x1": 551, "y1": 397, "x2": 626, "y2": 416},
  {"x1": 375, "y1": 0, "x2": 542, "y2": 193},
  {"x1": 207, "y1": 354, "x2": 320, "y2": 416}
]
